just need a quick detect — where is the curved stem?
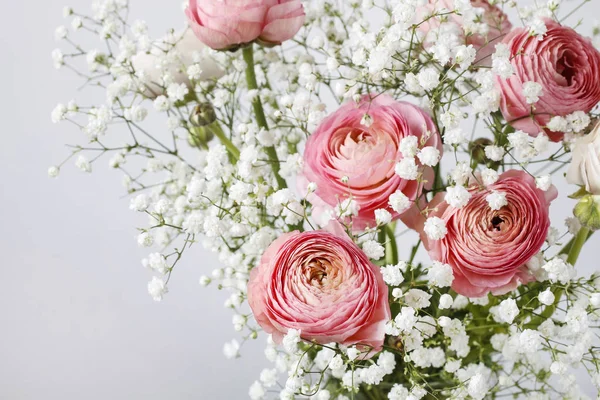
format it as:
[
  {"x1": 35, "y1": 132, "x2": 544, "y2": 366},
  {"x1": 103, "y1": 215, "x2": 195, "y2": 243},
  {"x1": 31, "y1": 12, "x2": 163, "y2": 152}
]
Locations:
[
  {"x1": 242, "y1": 45, "x2": 287, "y2": 189},
  {"x1": 209, "y1": 123, "x2": 240, "y2": 162},
  {"x1": 567, "y1": 226, "x2": 590, "y2": 266}
]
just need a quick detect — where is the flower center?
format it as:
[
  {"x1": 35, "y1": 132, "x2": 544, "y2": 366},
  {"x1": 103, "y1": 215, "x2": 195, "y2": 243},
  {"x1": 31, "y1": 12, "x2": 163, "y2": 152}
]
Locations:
[
  {"x1": 557, "y1": 50, "x2": 577, "y2": 86},
  {"x1": 307, "y1": 259, "x2": 329, "y2": 286},
  {"x1": 490, "y1": 215, "x2": 504, "y2": 231}
]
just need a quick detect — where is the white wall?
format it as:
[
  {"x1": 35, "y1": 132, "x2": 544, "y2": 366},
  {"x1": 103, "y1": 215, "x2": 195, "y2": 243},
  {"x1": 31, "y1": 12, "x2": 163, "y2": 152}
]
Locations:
[{"x1": 1, "y1": 1, "x2": 599, "y2": 399}]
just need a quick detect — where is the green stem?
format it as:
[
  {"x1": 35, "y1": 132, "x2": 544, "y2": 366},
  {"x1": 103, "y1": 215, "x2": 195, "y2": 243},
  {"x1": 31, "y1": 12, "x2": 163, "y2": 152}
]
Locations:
[
  {"x1": 242, "y1": 45, "x2": 287, "y2": 189},
  {"x1": 385, "y1": 224, "x2": 399, "y2": 266},
  {"x1": 567, "y1": 226, "x2": 590, "y2": 266},
  {"x1": 209, "y1": 124, "x2": 240, "y2": 162}
]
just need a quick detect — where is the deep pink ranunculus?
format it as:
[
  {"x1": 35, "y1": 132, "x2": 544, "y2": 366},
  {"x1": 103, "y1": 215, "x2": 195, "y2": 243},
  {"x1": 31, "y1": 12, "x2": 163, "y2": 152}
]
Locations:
[
  {"x1": 299, "y1": 94, "x2": 442, "y2": 230},
  {"x1": 418, "y1": 0, "x2": 512, "y2": 65},
  {"x1": 247, "y1": 227, "x2": 391, "y2": 351},
  {"x1": 185, "y1": 0, "x2": 305, "y2": 50},
  {"x1": 409, "y1": 170, "x2": 557, "y2": 298},
  {"x1": 496, "y1": 19, "x2": 600, "y2": 142}
]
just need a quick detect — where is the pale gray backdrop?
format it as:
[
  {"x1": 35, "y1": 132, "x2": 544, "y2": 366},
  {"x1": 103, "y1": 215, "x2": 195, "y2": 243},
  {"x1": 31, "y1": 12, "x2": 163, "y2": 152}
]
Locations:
[{"x1": 1, "y1": 1, "x2": 600, "y2": 399}]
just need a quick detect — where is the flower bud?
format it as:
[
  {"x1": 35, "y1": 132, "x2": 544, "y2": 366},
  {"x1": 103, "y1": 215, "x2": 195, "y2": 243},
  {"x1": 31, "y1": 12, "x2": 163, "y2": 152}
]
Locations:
[
  {"x1": 469, "y1": 138, "x2": 499, "y2": 169},
  {"x1": 190, "y1": 102, "x2": 217, "y2": 127},
  {"x1": 574, "y1": 194, "x2": 600, "y2": 231}
]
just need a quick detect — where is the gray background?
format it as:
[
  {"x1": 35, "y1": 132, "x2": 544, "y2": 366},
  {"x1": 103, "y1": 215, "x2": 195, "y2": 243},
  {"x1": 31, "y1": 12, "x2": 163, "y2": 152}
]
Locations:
[{"x1": 1, "y1": 1, "x2": 599, "y2": 399}]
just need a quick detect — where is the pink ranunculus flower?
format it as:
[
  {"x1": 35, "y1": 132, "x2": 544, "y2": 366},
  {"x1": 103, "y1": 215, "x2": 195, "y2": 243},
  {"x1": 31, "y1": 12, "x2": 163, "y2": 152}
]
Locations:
[
  {"x1": 247, "y1": 227, "x2": 391, "y2": 351},
  {"x1": 185, "y1": 0, "x2": 305, "y2": 51},
  {"x1": 299, "y1": 94, "x2": 442, "y2": 230},
  {"x1": 410, "y1": 170, "x2": 557, "y2": 298},
  {"x1": 418, "y1": 0, "x2": 512, "y2": 65},
  {"x1": 496, "y1": 19, "x2": 600, "y2": 142}
]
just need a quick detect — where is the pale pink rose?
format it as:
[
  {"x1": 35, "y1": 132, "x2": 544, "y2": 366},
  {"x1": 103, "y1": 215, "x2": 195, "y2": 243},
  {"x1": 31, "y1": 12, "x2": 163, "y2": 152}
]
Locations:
[
  {"x1": 247, "y1": 226, "x2": 391, "y2": 351},
  {"x1": 497, "y1": 19, "x2": 600, "y2": 142},
  {"x1": 185, "y1": 0, "x2": 305, "y2": 50},
  {"x1": 418, "y1": 0, "x2": 512, "y2": 65},
  {"x1": 408, "y1": 170, "x2": 557, "y2": 298},
  {"x1": 299, "y1": 94, "x2": 442, "y2": 230},
  {"x1": 567, "y1": 120, "x2": 600, "y2": 194}
]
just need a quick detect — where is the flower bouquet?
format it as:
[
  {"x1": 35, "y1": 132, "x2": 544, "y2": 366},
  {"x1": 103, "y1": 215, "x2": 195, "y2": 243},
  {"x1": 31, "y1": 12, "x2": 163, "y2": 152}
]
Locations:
[{"x1": 50, "y1": 0, "x2": 600, "y2": 398}]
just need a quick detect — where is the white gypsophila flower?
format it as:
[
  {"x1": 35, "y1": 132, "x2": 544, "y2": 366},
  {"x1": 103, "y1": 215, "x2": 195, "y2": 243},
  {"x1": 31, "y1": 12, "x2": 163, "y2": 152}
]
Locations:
[
  {"x1": 48, "y1": 166, "x2": 60, "y2": 178},
  {"x1": 363, "y1": 240, "x2": 385, "y2": 260},
  {"x1": 484, "y1": 145, "x2": 504, "y2": 162},
  {"x1": 454, "y1": 45, "x2": 477, "y2": 70},
  {"x1": 542, "y1": 258, "x2": 575, "y2": 284},
  {"x1": 507, "y1": 130, "x2": 530, "y2": 151},
  {"x1": 282, "y1": 329, "x2": 301, "y2": 353},
  {"x1": 439, "y1": 294, "x2": 454, "y2": 310},
  {"x1": 567, "y1": 111, "x2": 591, "y2": 133},
  {"x1": 481, "y1": 168, "x2": 499, "y2": 186},
  {"x1": 199, "y1": 276, "x2": 211, "y2": 287},
  {"x1": 394, "y1": 307, "x2": 417, "y2": 333},
  {"x1": 486, "y1": 191, "x2": 508, "y2": 211},
  {"x1": 392, "y1": 288, "x2": 403, "y2": 299},
  {"x1": 130, "y1": 194, "x2": 150, "y2": 212},
  {"x1": 166, "y1": 82, "x2": 188, "y2": 101},
  {"x1": 519, "y1": 329, "x2": 542, "y2": 354},
  {"x1": 52, "y1": 48, "x2": 64, "y2": 69},
  {"x1": 380, "y1": 263, "x2": 405, "y2": 286},
  {"x1": 440, "y1": 106, "x2": 463, "y2": 130},
  {"x1": 75, "y1": 155, "x2": 92, "y2": 173},
  {"x1": 426, "y1": 261, "x2": 454, "y2": 288},
  {"x1": 248, "y1": 381, "x2": 265, "y2": 400},
  {"x1": 395, "y1": 157, "x2": 419, "y2": 180},
  {"x1": 547, "y1": 115, "x2": 569, "y2": 132},
  {"x1": 497, "y1": 299, "x2": 519, "y2": 324},
  {"x1": 536, "y1": 175, "x2": 552, "y2": 191},
  {"x1": 335, "y1": 198, "x2": 360, "y2": 218},
  {"x1": 399, "y1": 135, "x2": 419, "y2": 158},
  {"x1": 565, "y1": 217, "x2": 582, "y2": 235},
  {"x1": 137, "y1": 232, "x2": 154, "y2": 247},
  {"x1": 147, "y1": 276, "x2": 167, "y2": 301},
  {"x1": 424, "y1": 217, "x2": 447, "y2": 240},
  {"x1": 375, "y1": 209, "x2": 392, "y2": 225},
  {"x1": 143, "y1": 253, "x2": 169, "y2": 274},
  {"x1": 417, "y1": 68, "x2": 440, "y2": 91},
  {"x1": 223, "y1": 339, "x2": 240, "y2": 359},
  {"x1": 445, "y1": 185, "x2": 471, "y2": 208},
  {"x1": 450, "y1": 162, "x2": 470, "y2": 186},
  {"x1": 417, "y1": 146, "x2": 440, "y2": 167},
  {"x1": 404, "y1": 289, "x2": 431, "y2": 309},
  {"x1": 522, "y1": 81, "x2": 543, "y2": 104},
  {"x1": 538, "y1": 288, "x2": 555, "y2": 306},
  {"x1": 444, "y1": 128, "x2": 467, "y2": 146},
  {"x1": 467, "y1": 373, "x2": 488, "y2": 400},
  {"x1": 389, "y1": 190, "x2": 411, "y2": 213},
  {"x1": 51, "y1": 103, "x2": 68, "y2": 123}
]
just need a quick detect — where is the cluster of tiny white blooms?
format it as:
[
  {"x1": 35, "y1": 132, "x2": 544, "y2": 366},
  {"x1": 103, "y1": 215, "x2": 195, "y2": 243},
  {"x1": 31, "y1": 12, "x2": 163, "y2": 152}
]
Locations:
[{"x1": 49, "y1": 0, "x2": 600, "y2": 398}]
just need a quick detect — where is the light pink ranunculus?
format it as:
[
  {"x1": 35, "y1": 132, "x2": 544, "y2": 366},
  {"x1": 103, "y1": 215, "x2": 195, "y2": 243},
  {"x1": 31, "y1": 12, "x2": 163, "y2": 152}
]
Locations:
[
  {"x1": 418, "y1": 0, "x2": 512, "y2": 65},
  {"x1": 497, "y1": 19, "x2": 600, "y2": 142},
  {"x1": 567, "y1": 120, "x2": 600, "y2": 194},
  {"x1": 299, "y1": 94, "x2": 442, "y2": 230},
  {"x1": 185, "y1": 0, "x2": 305, "y2": 50},
  {"x1": 247, "y1": 227, "x2": 391, "y2": 351},
  {"x1": 410, "y1": 170, "x2": 557, "y2": 298}
]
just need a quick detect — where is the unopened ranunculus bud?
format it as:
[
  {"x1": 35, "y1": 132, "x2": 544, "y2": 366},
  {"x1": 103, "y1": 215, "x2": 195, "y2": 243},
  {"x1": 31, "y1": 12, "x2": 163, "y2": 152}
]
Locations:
[
  {"x1": 190, "y1": 102, "x2": 217, "y2": 127},
  {"x1": 469, "y1": 138, "x2": 498, "y2": 169},
  {"x1": 574, "y1": 194, "x2": 600, "y2": 231}
]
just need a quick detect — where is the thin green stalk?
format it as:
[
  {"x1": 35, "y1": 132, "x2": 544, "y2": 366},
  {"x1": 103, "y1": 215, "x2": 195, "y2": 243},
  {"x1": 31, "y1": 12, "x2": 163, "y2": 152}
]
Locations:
[
  {"x1": 385, "y1": 224, "x2": 399, "y2": 266},
  {"x1": 242, "y1": 45, "x2": 287, "y2": 189},
  {"x1": 209, "y1": 124, "x2": 240, "y2": 162},
  {"x1": 567, "y1": 226, "x2": 590, "y2": 266}
]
